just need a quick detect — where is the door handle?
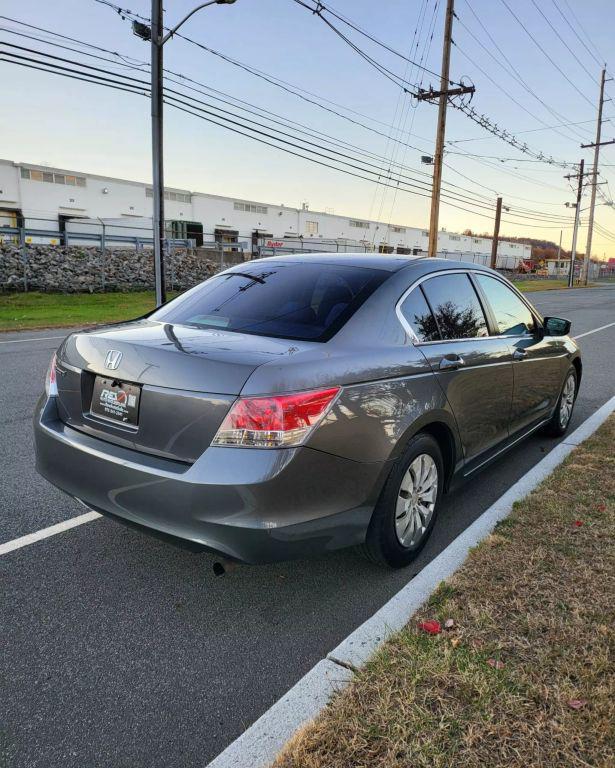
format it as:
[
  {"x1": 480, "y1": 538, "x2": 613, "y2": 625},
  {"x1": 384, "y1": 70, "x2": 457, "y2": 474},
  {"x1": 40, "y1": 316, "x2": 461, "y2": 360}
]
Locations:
[
  {"x1": 513, "y1": 349, "x2": 528, "y2": 360},
  {"x1": 439, "y1": 354, "x2": 465, "y2": 371}
]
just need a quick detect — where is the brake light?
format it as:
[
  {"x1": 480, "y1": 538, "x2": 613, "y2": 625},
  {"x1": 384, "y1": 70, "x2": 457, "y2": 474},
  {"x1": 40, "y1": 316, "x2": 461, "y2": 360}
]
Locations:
[
  {"x1": 213, "y1": 387, "x2": 340, "y2": 448},
  {"x1": 45, "y1": 352, "x2": 58, "y2": 397}
]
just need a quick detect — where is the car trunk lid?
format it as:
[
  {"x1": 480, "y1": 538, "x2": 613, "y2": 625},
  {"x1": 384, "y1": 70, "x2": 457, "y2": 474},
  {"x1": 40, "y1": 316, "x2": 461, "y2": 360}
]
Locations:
[{"x1": 54, "y1": 320, "x2": 308, "y2": 462}]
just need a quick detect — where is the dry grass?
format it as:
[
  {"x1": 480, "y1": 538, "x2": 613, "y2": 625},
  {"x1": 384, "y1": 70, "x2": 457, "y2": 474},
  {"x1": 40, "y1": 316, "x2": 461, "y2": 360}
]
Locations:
[{"x1": 275, "y1": 417, "x2": 615, "y2": 768}]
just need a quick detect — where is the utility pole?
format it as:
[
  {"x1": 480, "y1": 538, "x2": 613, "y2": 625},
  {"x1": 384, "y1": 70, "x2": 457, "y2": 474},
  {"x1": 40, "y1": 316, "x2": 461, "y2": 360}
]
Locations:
[
  {"x1": 490, "y1": 196, "x2": 502, "y2": 270},
  {"x1": 416, "y1": 0, "x2": 474, "y2": 258},
  {"x1": 151, "y1": 0, "x2": 166, "y2": 306},
  {"x1": 136, "y1": 0, "x2": 237, "y2": 307},
  {"x1": 565, "y1": 159, "x2": 585, "y2": 288},
  {"x1": 556, "y1": 229, "x2": 562, "y2": 261},
  {"x1": 580, "y1": 67, "x2": 613, "y2": 285}
]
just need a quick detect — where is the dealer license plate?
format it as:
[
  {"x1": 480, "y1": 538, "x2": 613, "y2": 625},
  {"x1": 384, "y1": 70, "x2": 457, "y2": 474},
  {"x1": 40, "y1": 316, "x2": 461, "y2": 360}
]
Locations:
[{"x1": 90, "y1": 376, "x2": 141, "y2": 426}]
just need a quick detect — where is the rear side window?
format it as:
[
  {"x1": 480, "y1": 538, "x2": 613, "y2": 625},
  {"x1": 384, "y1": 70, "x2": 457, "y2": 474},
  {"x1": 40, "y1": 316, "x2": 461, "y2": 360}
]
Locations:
[
  {"x1": 152, "y1": 263, "x2": 388, "y2": 342},
  {"x1": 475, "y1": 274, "x2": 535, "y2": 336},
  {"x1": 421, "y1": 274, "x2": 488, "y2": 340},
  {"x1": 400, "y1": 287, "x2": 440, "y2": 342}
]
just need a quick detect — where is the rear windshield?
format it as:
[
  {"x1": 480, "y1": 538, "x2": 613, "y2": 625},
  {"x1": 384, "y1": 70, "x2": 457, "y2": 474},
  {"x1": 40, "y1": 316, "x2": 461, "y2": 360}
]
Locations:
[{"x1": 151, "y1": 262, "x2": 388, "y2": 341}]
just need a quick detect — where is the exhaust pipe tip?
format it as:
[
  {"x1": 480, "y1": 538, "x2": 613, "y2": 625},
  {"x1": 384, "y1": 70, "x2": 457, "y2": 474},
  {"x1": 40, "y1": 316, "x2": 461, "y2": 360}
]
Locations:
[
  {"x1": 212, "y1": 561, "x2": 226, "y2": 577},
  {"x1": 213, "y1": 558, "x2": 239, "y2": 576}
]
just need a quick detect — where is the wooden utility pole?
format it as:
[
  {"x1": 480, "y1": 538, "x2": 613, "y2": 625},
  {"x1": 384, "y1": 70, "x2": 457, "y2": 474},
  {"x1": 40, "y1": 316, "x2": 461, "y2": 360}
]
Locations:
[
  {"x1": 490, "y1": 196, "x2": 502, "y2": 270},
  {"x1": 416, "y1": 0, "x2": 473, "y2": 257},
  {"x1": 581, "y1": 67, "x2": 609, "y2": 285},
  {"x1": 566, "y1": 159, "x2": 585, "y2": 288},
  {"x1": 427, "y1": 0, "x2": 453, "y2": 258}
]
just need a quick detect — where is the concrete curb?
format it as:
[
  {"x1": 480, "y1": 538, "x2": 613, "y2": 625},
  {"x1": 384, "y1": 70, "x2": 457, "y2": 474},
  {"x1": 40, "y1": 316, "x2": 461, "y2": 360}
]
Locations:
[{"x1": 207, "y1": 395, "x2": 615, "y2": 768}]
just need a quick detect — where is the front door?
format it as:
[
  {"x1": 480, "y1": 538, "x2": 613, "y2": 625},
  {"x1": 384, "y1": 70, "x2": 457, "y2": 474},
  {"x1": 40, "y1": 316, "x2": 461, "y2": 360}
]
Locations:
[
  {"x1": 473, "y1": 273, "x2": 567, "y2": 434},
  {"x1": 407, "y1": 272, "x2": 514, "y2": 465}
]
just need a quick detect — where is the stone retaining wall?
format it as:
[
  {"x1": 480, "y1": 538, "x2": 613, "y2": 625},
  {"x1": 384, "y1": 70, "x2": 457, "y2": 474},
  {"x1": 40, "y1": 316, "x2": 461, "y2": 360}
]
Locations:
[{"x1": 0, "y1": 244, "x2": 221, "y2": 293}]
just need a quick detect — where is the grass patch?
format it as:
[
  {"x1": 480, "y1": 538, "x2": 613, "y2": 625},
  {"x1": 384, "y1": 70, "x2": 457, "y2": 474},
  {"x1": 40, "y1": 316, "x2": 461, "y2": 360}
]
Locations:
[
  {"x1": 512, "y1": 279, "x2": 594, "y2": 292},
  {"x1": 0, "y1": 291, "x2": 179, "y2": 331},
  {"x1": 275, "y1": 417, "x2": 615, "y2": 768}
]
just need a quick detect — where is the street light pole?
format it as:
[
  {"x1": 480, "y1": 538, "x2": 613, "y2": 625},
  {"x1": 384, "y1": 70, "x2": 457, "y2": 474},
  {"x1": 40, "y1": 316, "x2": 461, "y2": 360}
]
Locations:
[
  {"x1": 147, "y1": 0, "x2": 237, "y2": 308},
  {"x1": 151, "y1": 0, "x2": 165, "y2": 306}
]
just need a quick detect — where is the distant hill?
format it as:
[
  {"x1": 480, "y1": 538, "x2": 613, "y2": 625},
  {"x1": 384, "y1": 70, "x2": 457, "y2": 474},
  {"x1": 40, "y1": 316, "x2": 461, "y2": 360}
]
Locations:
[{"x1": 461, "y1": 230, "x2": 583, "y2": 261}]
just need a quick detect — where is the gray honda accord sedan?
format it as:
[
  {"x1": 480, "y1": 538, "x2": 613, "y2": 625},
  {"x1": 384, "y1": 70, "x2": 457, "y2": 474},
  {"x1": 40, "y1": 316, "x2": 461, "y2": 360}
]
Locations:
[{"x1": 34, "y1": 254, "x2": 581, "y2": 568}]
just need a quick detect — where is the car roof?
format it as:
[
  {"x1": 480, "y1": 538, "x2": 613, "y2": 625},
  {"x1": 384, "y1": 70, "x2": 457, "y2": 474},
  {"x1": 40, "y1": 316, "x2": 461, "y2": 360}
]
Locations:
[{"x1": 238, "y1": 252, "x2": 498, "y2": 275}]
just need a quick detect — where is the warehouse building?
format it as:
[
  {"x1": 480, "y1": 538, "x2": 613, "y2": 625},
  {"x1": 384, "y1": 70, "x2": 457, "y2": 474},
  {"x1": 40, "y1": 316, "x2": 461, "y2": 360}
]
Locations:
[{"x1": 0, "y1": 159, "x2": 531, "y2": 266}]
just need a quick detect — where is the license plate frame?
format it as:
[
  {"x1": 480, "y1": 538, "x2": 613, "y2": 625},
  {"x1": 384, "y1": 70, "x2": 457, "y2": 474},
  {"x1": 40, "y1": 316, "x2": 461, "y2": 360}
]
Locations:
[{"x1": 90, "y1": 376, "x2": 141, "y2": 426}]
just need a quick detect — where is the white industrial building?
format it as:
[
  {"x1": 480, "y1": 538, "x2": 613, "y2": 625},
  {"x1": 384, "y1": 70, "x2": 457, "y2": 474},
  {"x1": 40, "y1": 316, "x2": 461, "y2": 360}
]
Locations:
[{"x1": 0, "y1": 159, "x2": 531, "y2": 267}]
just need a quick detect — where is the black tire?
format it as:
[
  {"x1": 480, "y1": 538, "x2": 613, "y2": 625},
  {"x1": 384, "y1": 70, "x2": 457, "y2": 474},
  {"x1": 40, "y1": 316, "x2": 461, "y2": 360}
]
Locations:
[
  {"x1": 361, "y1": 432, "x2": 444, "y2": 568},
  {"x1": 543, "y1": 365, "x2": 578, "y2": 437}
]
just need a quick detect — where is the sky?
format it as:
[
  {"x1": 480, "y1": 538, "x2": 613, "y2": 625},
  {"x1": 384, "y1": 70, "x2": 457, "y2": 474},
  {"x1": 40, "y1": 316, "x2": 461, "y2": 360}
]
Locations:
[{"x1": 1, "y1": 0, "x2": 615, "y2": 257}]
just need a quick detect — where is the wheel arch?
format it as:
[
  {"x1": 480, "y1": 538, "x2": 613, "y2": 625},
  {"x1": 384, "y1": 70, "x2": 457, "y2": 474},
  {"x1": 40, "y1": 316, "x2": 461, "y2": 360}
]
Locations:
[{"x1": 392, "y1": 412, "x2": 461, "y2": 493}]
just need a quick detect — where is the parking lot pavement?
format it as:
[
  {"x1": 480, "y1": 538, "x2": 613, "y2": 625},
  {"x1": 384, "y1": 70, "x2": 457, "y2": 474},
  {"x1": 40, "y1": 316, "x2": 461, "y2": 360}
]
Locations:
[{"x1": 1, "y1": 287, "x2": 614, "y2": 768}]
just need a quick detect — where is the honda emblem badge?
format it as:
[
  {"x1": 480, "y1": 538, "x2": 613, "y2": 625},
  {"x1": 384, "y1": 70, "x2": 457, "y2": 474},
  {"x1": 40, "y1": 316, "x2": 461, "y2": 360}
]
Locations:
[{"x1": 105, "y1": 350, "x2": 123, "y2": 371}]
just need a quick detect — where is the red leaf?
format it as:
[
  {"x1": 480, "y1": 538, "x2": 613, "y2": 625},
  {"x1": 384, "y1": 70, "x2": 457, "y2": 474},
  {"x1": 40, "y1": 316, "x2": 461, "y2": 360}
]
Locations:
[
  {"x1": 419, "y1": 620, "x2": 442, "y2": 635},
  {"x1": 596, "y1": 503, "x2": 606, "y2": 512},
  {"x1": 567, "y1": 699, "x2": 587, "y2": 710},
  {"x1": 573, "y1": 520, "x2": 584, "y2": 527},
  {"x1": 487, "y1": 658, "x2": 505, "y2": 669}
]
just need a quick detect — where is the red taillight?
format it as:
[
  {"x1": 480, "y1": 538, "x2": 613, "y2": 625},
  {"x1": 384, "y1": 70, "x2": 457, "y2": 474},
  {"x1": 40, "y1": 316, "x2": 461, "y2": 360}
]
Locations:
[
  {"x1": 213, "y1": 387, "x2": 340, "y2": 448},
  {"x1": 45, "y1": 352, "x2": 58, "y2": 397}
]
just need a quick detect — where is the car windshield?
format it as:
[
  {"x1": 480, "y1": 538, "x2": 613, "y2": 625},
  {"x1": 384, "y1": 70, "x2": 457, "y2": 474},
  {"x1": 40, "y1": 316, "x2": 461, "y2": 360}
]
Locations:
[{"x1": 151, "y1": 262, "x2": 388, "y2": 341}]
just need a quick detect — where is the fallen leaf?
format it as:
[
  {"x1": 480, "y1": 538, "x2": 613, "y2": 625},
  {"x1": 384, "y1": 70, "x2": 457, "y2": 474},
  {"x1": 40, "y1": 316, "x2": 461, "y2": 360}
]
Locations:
[
  {"x1": 573, "y1": 520, "x2": 584, "y2": 527},
  {"x1": 450, "y1": 637, "x2": 461, "y2": 648},
  {"x1": 567, "y1": 699, "x2": 587, "y2": 710},
  {"x1": 444, "y1": 618, "x2": 455, "y2": 630},
  {"x1": 418, "y1": 620, "x2": 442, "y2": 635},
  {"x1": 596, "y1": 503, "x2": 606, "y2": 512},
  {"x1": 487, "y1": 658, "x2": 505, "y2": 670}
]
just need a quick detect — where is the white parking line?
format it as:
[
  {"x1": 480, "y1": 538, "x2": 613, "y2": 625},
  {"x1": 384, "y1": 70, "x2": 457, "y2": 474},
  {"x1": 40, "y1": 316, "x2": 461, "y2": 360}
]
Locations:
[
  {"x1": 0, "y1": 511, "x2": 101, "y2": 556},
  {"x1": 0, "y1": 335, "x2": 66, "y2": 345},
  {"x1": 573, "y1": 321, "x2": 615, "y2": 340}
]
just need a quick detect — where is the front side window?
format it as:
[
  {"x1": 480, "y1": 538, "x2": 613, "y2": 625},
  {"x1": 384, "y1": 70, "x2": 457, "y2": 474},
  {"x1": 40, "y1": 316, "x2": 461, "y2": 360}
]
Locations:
[
  {"x1": 421, "y1": 274, "x2": 488, "y2": 340},
  {"x1": 152, "y1": 263, "x2": 387, "y2": 342},
  {"x1": 476, "y1": 274, "x2": 535, "y2": 336},
  {"x1": 400, "y1": 288, "x2": 440, "y2": 342}
]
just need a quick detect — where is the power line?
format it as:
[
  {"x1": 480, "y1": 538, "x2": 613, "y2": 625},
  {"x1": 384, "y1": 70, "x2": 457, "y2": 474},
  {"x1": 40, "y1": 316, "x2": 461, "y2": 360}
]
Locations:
[
  {"x1": 528, "y1": 0, "x2": 599, "y2": 83},
  {"x1": 555, "y1": 0, "x2": 607, "y2": 69},
  {"x1": 289, "y1": 0, "x2": 458, "y2": 85},
  {"x1": 497, "y1": 0, "x2": 596, "y2": 109},
  {"x1": 0, "y1": 45, "x2": 571, "y2": 229},
  {"x1": 460, "y1": 0, "x2": 592, "y2": 143}
]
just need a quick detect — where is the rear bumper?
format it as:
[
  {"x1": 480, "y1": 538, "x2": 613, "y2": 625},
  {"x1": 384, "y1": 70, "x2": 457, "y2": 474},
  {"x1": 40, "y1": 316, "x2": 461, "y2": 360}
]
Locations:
[{"x1": 34, "y1": 396, "x2": 387, "y2": 563}]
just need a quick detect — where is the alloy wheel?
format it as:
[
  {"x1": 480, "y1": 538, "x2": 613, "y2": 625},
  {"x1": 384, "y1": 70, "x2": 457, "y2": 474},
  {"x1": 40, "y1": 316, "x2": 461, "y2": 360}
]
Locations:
[
  {"x1": 559, "y1": 374, "x2": 576, "y2": 428},
  {"x1": 395, "y1": 453, "x2": 438, "y2": 548}
]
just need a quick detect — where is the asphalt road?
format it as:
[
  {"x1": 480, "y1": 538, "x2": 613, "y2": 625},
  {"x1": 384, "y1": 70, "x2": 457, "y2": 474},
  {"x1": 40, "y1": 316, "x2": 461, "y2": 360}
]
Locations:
[{"x1": 1, "y1": 286, "x2": 614, "y2": 768}]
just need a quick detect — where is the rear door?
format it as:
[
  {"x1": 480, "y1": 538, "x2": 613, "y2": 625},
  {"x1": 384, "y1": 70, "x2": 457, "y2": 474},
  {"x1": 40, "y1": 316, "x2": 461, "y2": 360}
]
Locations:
[
  {"x1": 473, "y1": 273, "x2": 567, "y2": 434},
  {"x1": 400, "y1": 271, "x2": 514, "y2": 466}
]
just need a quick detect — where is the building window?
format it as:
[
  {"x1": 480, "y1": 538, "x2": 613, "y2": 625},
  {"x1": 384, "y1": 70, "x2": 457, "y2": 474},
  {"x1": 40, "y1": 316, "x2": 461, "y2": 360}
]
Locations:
[
  {"x1": 146, "y1": 188, "x2": 191, "y2": 203},
  {"x1": 449, "y1": 235, "x2": 461, "y2": 241},
  {"x1": 349, "y1": 219, "x2": 370, "y2": 229},
  {"x1": 234, "y1": 202, "x2": 268, "y2": 214},
  {"x1": 21, "y1": 167, "x2": 86, "y2": 186},
  {"x1": 509, "y1": 244, "x2": 518, "y2": 249},
  {"x1": 390, "y1": 225, "x2": 406, "y2": 233},
  {"x1": 474, "y1": 238, "x2": 481, "y2": 244},
  {"x1": 305, "y1": 220, "x2": 318, "y2": 234},
  {"x1": 422, "y1": 230, "x2": 429, "y2": 237}
]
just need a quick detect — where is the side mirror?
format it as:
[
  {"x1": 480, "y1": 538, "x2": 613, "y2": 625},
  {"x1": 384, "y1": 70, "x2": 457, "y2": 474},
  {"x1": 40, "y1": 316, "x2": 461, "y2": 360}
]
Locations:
[{"x1": 543, "y1": 316, "x2": 571, "y2": 336}]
